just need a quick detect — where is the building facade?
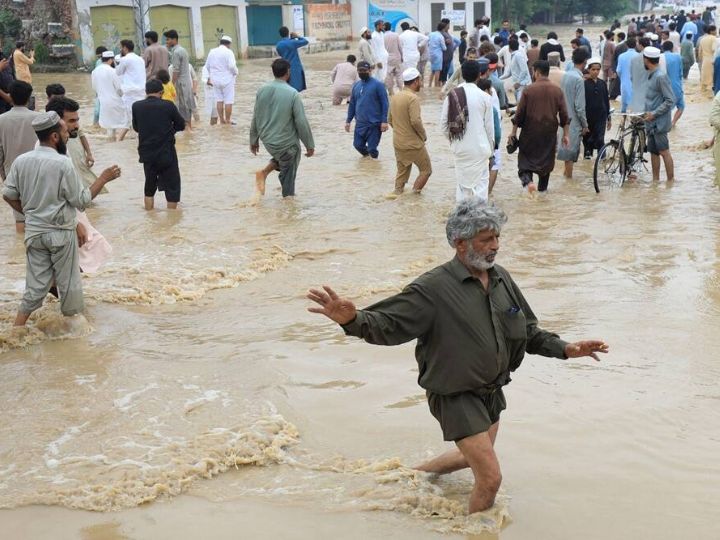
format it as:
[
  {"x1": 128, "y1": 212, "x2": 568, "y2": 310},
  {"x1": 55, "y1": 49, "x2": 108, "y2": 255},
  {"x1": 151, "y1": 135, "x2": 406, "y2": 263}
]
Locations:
[{"x1": 74, "y1": 0, "x2": 491, "y2": 65}]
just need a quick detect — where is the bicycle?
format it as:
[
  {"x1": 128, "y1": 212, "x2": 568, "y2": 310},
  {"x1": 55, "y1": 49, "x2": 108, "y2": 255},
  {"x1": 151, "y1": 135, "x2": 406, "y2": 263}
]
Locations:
[{"x1": 593, "y1": 112, "x2": 648, "y2": 193}]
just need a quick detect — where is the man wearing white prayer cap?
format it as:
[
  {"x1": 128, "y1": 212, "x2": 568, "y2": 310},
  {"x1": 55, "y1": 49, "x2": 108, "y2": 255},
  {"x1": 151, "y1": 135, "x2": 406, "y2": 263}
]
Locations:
[
  {"x1": 92, "y1": 50, "x2": 129, "y2": 141},
  {"x1": 1, "y1": 111, "x2": 121, "y2": 326},
  {"x1": 204, "y1": 33, "x2": 238, "y2": 124},
  {"x1": 358, "y1": 27, "x2": 377, "y2": 68},
  {"x1": 642, "y1": 44, "x2": 676, "y2": 183},
  {"x1": 387, "y1": 66, "x2": 431, "y2": 195}
]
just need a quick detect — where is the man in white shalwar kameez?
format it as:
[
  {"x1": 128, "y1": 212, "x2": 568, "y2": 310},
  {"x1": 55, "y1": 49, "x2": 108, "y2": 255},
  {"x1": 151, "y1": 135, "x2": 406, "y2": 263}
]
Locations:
[
  {"x1": 115, "y1": 40, "x2": 146, "y2": 129},
  {"x1": 371, "y1": 20, "x2": 389, "y2": 84},
  {"x1": 91, "y1": 51, "x2": 129, "y2": 141},
  {"x1": 399, "y1": 22, "x2": 428, "y2": 70},
  {"x1": 441, "y1": 61, "x2": 495, "y2": 202}
]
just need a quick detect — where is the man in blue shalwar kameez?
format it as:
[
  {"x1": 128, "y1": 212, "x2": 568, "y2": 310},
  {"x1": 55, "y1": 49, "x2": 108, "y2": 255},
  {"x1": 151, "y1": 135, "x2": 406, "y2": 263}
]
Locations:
[
  {"x1": 661, "y1": 41, "x2": 685, "y2": 127},
  {"x1": 345, "y1": 61, "x2": 389, "y2": 159},
  {"x1": 276, "y1": 26, "x2": 309, "y2": 92}
]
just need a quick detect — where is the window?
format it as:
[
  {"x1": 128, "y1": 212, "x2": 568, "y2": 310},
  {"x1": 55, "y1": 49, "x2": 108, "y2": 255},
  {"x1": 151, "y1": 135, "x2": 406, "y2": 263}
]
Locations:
[
  {"x1": 453, "y1": 2, "x2": 466, "y2": 31},
  {"x1": 431, "y1": 3, "x2": 445, "y2": 30}
]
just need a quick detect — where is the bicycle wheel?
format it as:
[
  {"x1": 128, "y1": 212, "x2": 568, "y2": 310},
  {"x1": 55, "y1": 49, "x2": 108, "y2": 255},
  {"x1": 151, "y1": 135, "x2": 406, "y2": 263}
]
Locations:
[
  {"x1": 626, "y1": 127, "x2": 646, "y2": 176},
  {"x1": 593, "y1": 141, "x2": 625, "y2": 193}
]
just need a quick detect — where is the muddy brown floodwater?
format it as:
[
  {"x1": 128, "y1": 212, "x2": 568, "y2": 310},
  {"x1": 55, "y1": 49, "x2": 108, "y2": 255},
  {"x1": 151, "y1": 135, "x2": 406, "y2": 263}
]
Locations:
[{"x1": 1, "y1": 25, "x2": 719, "y2": 540}]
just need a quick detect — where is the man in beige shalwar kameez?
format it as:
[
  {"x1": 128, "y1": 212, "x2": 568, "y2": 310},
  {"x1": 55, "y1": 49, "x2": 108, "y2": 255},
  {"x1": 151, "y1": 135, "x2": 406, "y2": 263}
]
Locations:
[{"x1": 697, "y1": 26, "x2": 718, "y2": 93}]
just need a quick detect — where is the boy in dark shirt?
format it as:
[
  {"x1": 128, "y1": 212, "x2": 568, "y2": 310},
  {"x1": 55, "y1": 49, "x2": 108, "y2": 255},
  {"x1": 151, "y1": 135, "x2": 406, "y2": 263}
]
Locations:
[{"x1": 583, "y1": 58, "x2": 611, "y2": 159}]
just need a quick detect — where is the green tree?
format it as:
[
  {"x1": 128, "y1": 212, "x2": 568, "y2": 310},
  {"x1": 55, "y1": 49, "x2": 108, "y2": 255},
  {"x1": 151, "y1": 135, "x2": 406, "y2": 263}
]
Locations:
[{"x1": 0, "y1": 9, "x2": 22, "y2": 39}]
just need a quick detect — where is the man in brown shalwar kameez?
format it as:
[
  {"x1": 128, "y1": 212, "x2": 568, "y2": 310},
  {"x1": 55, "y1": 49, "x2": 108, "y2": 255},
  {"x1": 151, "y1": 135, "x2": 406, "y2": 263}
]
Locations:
[{"x1": 508, "y1": 60, "x2": 570, "y2": 193}]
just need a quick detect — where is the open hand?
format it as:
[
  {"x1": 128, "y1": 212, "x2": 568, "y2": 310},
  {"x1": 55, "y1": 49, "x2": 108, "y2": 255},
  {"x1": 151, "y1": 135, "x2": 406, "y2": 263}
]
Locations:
[
  {"x1": 250, "y1": 144, "x2": 259, "y2": 155},
  {"x1": 344, "y1": 123, "x2": 351, "y2": 132},
  {"x1": 562, "y1": 135, "x2": 570, "y2": 148},
  {"x1": 564, "y1": 340, "x2": 609, "y2": 362},
  {"x1": 307, "y1": 286, "x2": 357, "y2": 325}
]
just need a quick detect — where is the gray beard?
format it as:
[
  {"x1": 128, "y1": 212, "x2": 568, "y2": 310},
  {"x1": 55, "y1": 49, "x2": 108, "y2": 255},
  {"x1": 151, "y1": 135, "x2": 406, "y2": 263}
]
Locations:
[{"x1": 466, "y1": 245, "x2": 496, "y2": 271}]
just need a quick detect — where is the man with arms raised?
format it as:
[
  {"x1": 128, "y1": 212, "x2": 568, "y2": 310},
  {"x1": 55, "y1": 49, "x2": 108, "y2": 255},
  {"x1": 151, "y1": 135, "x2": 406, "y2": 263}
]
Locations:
[{"x1": 307, "y1": 199, "x2": 608, "y2": 513}]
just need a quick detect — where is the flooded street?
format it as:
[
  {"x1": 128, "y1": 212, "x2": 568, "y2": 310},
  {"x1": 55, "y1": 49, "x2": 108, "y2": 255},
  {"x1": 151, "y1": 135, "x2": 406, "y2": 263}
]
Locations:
[{"x1": 1, "y1": 30, "x2": 720, "y2": 539}]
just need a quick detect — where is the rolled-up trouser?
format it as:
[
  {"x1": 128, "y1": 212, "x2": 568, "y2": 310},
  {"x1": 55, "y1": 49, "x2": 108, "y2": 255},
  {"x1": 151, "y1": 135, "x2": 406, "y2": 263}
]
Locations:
[
  {"x1": 213, "y1": 79, "x2": 235, "y2": 104},
  {"x1": 143, "y1": 152, "x2": 181, "y2": 202},
  {"x1": 21, "y1": 230, "x2": 84, "y2": 316},
  {"x1": 385, "y1": 58, "x2": 404, "y2": 93},
  {"x1": 268, "y1": 143, "x2": 302, "y2": 197},
  {"x1": 519, "y1": 169, "x2": 550, "y2": 191},
  {"x1": 332, "y1": 84, "x2": 353, "y2": 105}
]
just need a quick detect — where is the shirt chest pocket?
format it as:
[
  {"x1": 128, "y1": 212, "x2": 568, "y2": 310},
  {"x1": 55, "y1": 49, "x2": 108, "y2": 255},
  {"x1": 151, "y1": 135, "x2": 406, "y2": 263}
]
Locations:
[{"x1": 499, "y1": 308, "x2": 526, "y2": 340}]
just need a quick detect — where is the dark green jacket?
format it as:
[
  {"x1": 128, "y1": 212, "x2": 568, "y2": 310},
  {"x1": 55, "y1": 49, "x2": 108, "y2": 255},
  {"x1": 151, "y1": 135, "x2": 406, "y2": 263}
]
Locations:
[{"x1": 342, "y1": 257, "x2": 568, "y2": 395}]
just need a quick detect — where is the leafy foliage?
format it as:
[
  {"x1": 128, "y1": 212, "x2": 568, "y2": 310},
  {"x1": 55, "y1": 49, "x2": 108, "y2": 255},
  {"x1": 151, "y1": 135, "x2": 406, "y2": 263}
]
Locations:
[
  {"x1": 0, "y1": 9, "x2": 22, "y2": 38},
  {"x1": 494, "y1": 0, "x2": 633, "y2": 25},
  {"x1": 34, "y1": 43, "x2": 49, "y2": 63}
]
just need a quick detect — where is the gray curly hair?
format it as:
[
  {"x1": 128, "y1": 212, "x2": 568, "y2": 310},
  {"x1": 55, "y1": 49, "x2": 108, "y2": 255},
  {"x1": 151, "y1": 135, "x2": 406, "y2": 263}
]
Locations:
[{"x1": 445, "y1": 198, "x2": 508, "y2": 246}]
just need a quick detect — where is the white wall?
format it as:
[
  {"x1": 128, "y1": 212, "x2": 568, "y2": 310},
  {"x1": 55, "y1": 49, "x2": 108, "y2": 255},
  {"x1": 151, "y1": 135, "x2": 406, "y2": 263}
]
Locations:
[{"x1": 415, "y1": 0, "x2": 493, "y2": 32}]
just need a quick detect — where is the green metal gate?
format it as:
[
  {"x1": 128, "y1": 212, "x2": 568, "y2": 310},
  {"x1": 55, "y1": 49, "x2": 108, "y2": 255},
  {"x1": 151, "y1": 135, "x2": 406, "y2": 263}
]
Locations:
[{"x1": 246, "y1": 5, "x2": 283, "y2": 46}]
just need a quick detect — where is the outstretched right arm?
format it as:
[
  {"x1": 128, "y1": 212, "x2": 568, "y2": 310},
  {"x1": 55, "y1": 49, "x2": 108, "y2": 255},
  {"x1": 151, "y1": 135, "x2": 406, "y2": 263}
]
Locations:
[{"x1": 307, "y1": 284, "x2": 435, "y2": 346}]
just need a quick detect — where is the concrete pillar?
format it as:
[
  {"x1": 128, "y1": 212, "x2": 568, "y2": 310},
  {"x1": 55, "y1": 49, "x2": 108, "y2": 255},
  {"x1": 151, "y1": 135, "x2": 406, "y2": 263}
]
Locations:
[
  {"x1": 351, "y1": 0, "x2": 368, "y2": 39},
  {"x1": 418, "y1": 1, "x2": 431, "y2": 31},
  {"x1": 190, "y1": 5, "x2": 204, "y2": 59},
  {"x1": 237, "y1": 1, "x2": 249, "y2": 58}
]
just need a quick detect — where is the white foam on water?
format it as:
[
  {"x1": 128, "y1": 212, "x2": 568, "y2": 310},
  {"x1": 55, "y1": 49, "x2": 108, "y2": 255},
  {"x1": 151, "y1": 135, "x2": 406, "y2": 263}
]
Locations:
[{"x1": 113, "y1": 383, "x2": 159, "y2": 411}]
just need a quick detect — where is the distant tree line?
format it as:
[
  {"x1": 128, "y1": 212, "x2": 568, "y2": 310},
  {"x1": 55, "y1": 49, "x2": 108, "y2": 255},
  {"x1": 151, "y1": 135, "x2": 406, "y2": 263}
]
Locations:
[{"x1": 495, "y1": 0, "x2": 633, "y2": 25}]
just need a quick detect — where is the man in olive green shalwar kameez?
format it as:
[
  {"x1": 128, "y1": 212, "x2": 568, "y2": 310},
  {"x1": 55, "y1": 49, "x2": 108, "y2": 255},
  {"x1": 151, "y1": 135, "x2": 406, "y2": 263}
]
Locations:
[
  {"x1": 250, "y1": 59, "x2": 314, "y2": 198},
  {"x1": 307, "y1": 199, "x2": 608, "y2": 514},
  {"x1": 1, "y1": 112, "x2": 120, "y2": 326}
]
